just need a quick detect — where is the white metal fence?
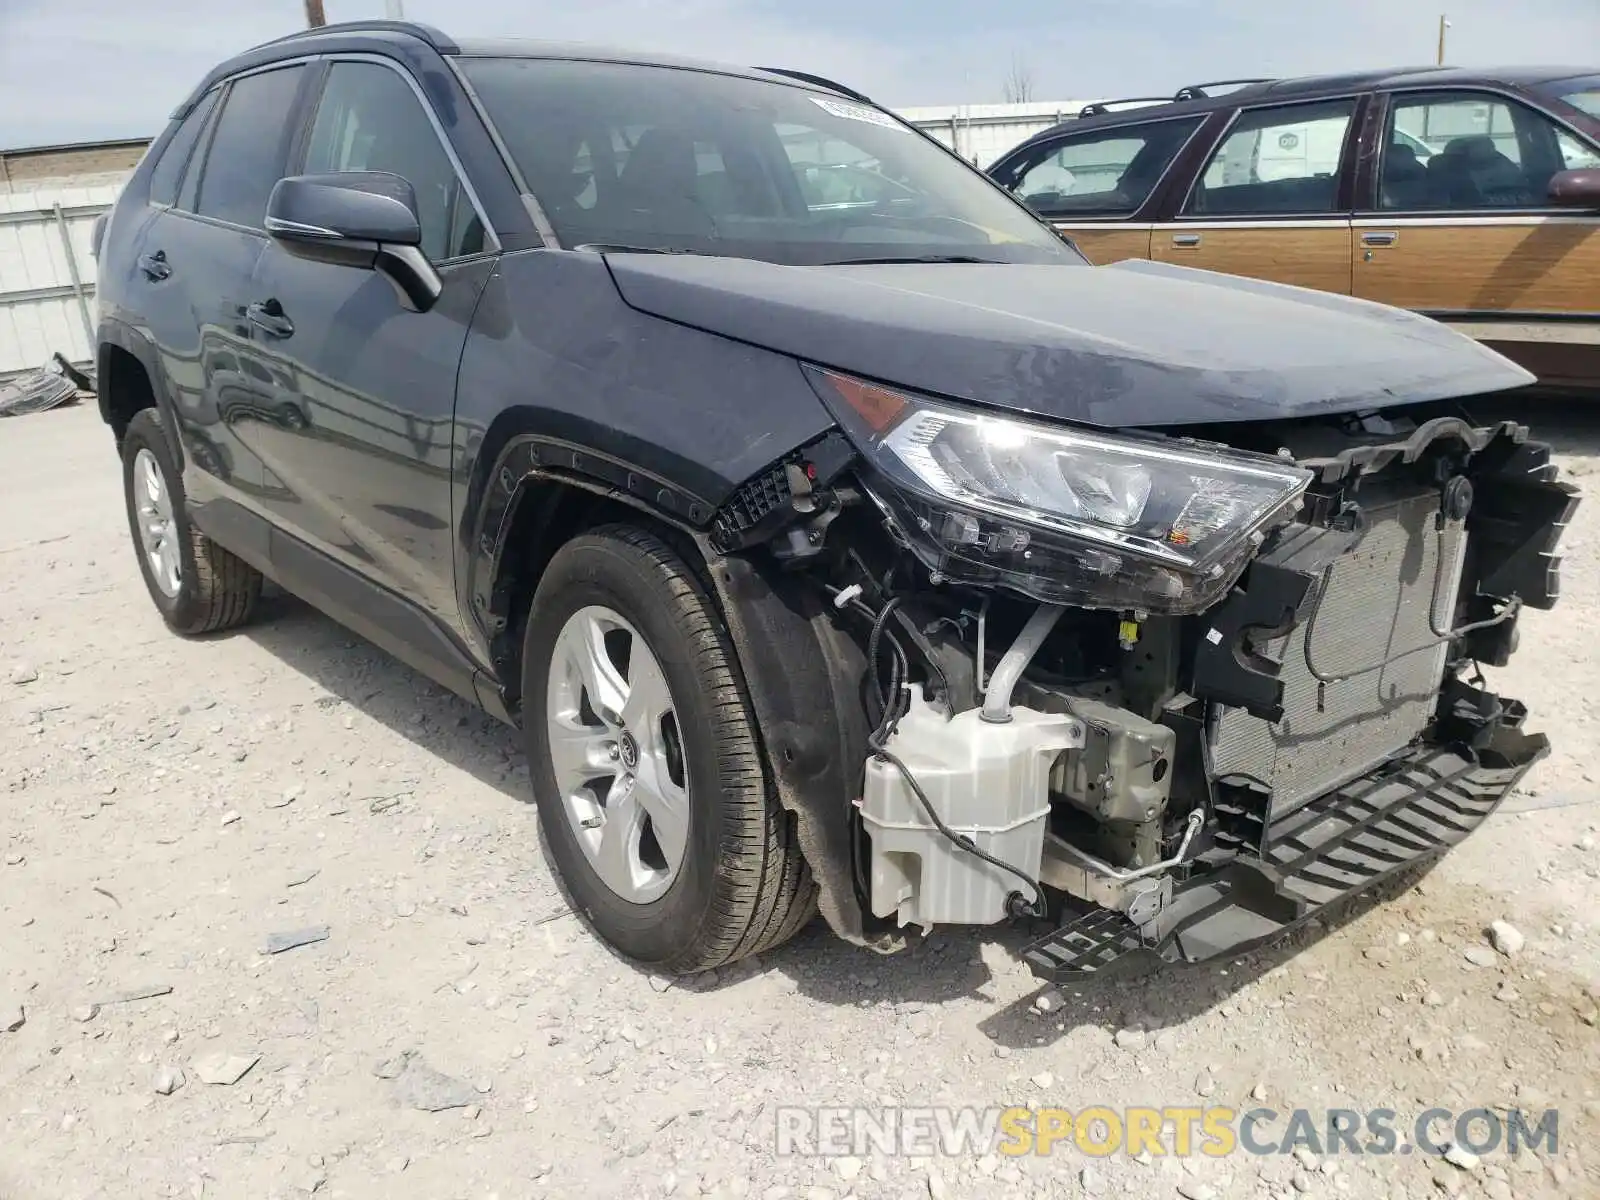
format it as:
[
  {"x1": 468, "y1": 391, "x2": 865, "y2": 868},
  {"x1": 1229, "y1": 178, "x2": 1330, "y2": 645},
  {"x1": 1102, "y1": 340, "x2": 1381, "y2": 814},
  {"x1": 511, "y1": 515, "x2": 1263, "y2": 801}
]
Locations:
[
  {"x1": 899, "y1": 101, "x2": 1085, "y2": 167},
  {"x1": 0, "y1": 175, "x2": 124, "y2": 379}
]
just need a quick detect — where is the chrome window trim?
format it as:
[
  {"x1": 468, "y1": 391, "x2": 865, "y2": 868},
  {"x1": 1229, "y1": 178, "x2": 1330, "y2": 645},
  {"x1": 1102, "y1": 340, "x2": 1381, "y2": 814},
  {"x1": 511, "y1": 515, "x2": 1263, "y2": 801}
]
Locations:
[
  {"x1": 263, "y1": 216, "x2": 344, "y2": 240},
  {"x1": 314, "y1": 51, "x2": 502, "y2": 259},
  {"x1": 178, "y1": 58, "x2": 318, "y2": 231}
]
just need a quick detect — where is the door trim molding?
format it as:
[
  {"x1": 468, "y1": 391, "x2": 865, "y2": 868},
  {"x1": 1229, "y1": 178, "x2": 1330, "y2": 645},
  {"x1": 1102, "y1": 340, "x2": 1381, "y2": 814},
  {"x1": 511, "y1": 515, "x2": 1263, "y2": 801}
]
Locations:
[
  {"x1": 1352, "y1": 214, "x2": 1600, "y2": 227},
  {"x1": 1052, "y1": 222, "x2": 1157, "y2": 231},
  {"x1": 1150, "y1": 219, "x2": 1352, "y2": 230}
]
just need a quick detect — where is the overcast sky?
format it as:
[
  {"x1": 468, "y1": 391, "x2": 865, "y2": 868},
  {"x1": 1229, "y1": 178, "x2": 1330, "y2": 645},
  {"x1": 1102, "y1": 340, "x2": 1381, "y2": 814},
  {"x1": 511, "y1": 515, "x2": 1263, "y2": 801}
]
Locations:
[{"x1": 2, "y1": 0, "x2": 1596, "y2": 148}]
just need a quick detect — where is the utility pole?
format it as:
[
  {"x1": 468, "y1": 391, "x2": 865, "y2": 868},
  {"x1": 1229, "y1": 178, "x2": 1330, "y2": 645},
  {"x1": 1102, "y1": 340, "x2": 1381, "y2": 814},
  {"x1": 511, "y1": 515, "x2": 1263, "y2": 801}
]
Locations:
[
  {"x1": 1436, "y1": 14, "x2": 1450, "y2": 65},
  {"x1": 304, "y1": 0, "x2": 326, "y2": 27},
  {"x1": 385, "y1": 0, "x2": 407, "y2": 17}
]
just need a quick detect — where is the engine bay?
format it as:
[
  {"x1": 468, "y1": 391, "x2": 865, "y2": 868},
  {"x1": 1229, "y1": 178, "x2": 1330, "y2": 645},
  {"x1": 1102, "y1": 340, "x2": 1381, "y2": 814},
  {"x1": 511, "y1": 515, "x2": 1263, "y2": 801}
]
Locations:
[{"x1": 709, "y1": 397, "x2": 1576, "y2": 966}]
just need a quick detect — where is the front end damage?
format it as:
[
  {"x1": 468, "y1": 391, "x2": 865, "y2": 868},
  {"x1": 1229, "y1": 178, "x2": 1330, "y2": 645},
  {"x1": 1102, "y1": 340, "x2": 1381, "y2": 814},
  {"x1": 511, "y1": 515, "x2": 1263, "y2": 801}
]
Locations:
[{"x1": 705, "y1": 384, "x2": 1577, "y2": 977}]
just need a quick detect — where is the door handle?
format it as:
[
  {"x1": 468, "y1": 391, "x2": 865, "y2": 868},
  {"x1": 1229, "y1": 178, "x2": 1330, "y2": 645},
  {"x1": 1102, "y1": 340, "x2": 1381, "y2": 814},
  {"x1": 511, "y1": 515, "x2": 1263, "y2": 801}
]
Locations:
[
  {"x1": 138, "y1": 251, "x2": 171, "y2": 281},
  {"x1": 246, "y1": 299, "x2": 294, "y2": 339},
  {"x1": 1171, "y1": 233, "x2": 1202, "y2": 248},
  {"x1": 1361, "y1": 230, "x2": 1398, "y2": 247}
]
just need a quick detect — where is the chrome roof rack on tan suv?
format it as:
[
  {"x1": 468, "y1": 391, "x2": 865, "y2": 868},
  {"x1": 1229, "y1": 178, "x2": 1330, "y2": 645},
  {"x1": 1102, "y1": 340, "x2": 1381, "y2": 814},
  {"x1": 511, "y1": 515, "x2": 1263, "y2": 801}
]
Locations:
[
  {"x1": 1078, "y1": 77, "x2": 1279, "y2": 119},
  {"x1": 1077, "y1": 96, "x2": 1176, "y2": 118},
  {"x1": 1173, "y1": 77, "x2": 1276, "y2": 100}
]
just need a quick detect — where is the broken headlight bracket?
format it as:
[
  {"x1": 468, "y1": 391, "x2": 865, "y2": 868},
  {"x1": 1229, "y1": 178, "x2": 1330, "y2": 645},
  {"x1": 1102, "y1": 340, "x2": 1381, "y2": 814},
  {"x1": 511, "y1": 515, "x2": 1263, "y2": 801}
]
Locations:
[{"x1": 708, "y1": 431, "x2": 856, "y2": 560}]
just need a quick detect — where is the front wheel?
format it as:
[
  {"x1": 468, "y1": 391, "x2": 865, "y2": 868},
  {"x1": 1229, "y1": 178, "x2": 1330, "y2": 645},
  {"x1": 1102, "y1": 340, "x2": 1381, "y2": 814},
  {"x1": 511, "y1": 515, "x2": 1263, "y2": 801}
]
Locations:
[
  {"x1": 522, "y1": 526, "x2": 815, "y2": 974},
  {"x1": 120, "y1": 407, "x2": 262, "y2": 635}
]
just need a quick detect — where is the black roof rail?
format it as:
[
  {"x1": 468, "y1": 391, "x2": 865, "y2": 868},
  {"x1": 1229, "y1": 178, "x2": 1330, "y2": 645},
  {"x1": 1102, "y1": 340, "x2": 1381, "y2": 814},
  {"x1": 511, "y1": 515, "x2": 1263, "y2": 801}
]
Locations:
[
  {"x1": 1173, "y1": 77, "x2": 1275, "y2": 101},
  {"x1": 261, "y1": 19, "x2": 459, "y2": 54},
  {"x1": 1078, "y1": 96, "x2": 1173, "y2": 118},
  {"x1": 757, "y1": 67, "x2": 874, "y2": 105}
]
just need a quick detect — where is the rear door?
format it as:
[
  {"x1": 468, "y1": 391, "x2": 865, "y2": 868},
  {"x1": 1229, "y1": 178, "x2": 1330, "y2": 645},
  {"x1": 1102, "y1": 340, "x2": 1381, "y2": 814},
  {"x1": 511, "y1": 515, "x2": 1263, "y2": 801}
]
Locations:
[
  {"x1": 138, "y1": 63, "x2": 312, "y2": 508},
  {"x1": 1353, "y1": 88, "x2": 1600, "y2": 382},
  {"x1": 242, "y1": 55, "x2": 497, "y2": 630},
  {"x1": 990, "y1": 116, "x2": 1205, "y2": 263},
  {"x1": 1150, "y1": 96, "x2": 1361, "y2": 293}
]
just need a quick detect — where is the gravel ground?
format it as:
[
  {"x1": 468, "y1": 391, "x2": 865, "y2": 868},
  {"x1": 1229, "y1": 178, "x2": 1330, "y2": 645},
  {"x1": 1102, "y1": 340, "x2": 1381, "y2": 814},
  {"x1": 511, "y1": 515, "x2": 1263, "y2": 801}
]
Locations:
[{"x1": 2, "y1": 399, "x2": 1598, "y2": 1200}]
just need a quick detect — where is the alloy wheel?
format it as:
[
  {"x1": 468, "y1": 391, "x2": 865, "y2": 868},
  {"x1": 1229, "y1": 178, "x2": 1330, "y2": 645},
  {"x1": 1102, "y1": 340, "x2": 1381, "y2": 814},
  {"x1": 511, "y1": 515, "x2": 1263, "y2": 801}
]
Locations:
[
  {"x1": 544, "y1": 605, "x2": 691, "y2": 904},
  {"x1": 133, "y1": 447, "x2": 181, "y2": 598}
]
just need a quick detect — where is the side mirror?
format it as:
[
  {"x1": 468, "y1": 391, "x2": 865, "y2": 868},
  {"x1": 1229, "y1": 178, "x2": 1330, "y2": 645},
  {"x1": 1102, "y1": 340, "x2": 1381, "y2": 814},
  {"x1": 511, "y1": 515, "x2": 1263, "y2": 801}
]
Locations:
[
  {"x1": 1547, "y1": 167, "x2": 1600, "y2": 209},
  {"x1": 265, "y1": 172, "x2": 442, "y2": 312}
]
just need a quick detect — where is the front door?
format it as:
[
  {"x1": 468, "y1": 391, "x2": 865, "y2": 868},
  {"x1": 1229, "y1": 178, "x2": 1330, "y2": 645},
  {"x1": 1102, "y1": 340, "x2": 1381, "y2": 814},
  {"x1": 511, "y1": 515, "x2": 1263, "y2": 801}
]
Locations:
[
  {"x1": 242, "y1": 57, "x2": 497, "y2": 631},
  {"x1": 1353, "y1": 89, "x2": 1600, "y2": 386},
  {"x1": 993, "y1": 117, "x2": 1206, "y2": 264},
  {"x1": 1151, "y1": 97, "x2": 1361, "y2": 294}
]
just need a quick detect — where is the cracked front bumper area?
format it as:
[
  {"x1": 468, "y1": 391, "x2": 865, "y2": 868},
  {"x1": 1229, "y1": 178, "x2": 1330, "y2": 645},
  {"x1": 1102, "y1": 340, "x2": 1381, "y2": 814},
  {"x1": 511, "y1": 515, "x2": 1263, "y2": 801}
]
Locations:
[{"x1": 1021, "y1": 697, "x2": 1548, "y2": 981}]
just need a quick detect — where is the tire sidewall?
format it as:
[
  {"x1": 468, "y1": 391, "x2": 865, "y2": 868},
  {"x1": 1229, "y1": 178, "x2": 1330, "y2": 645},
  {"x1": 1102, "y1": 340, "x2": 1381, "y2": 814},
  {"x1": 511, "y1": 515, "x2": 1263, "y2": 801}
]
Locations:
[
  {"x1": 522, "y1": 535, "x2": 734, "y2": 968},
  {"x1": 121, "y1": 410, "x2": 207, "y2": 632}
]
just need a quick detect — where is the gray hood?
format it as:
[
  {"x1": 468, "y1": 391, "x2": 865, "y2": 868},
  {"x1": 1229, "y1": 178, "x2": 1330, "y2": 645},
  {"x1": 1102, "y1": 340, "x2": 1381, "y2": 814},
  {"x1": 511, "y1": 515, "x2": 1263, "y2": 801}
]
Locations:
[{"x1": 605, "y1": 254, "x2": 1534, "y2": 427}]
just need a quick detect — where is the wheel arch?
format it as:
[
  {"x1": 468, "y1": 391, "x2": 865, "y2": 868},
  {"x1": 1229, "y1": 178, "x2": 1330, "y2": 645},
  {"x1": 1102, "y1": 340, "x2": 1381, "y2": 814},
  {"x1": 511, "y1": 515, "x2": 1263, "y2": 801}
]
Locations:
[
  {"x1": 487, "y1": 467, "x2": 885, "y2": 950},
  {"x1": 97, "y1": 323, "x2": 182, "y2": 467}
]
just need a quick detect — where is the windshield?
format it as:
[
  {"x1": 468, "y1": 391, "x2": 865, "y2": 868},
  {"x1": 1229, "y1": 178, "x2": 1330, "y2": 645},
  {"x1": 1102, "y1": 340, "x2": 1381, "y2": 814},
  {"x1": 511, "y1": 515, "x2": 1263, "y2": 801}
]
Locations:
[{"x1": 459, "y1": 58, "x2": 1076, "y2": 266}]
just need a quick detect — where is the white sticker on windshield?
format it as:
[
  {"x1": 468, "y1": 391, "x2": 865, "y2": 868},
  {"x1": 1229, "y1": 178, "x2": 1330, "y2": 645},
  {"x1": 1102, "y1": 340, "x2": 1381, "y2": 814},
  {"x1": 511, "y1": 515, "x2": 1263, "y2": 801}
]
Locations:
[{"x1": 810, "y1": 96, "x2": 906, "y2": 132}]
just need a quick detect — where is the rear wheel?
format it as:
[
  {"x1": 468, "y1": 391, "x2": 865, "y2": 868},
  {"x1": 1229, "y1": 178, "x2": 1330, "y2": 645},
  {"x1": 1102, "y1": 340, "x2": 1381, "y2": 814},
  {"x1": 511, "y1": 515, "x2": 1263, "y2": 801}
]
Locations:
[
  {"x1": 522, "y1": 526, "x2": 815, "y2": 974},
  {"x1": 120, "y1": 408, "x2": 262, "y2": 635}
]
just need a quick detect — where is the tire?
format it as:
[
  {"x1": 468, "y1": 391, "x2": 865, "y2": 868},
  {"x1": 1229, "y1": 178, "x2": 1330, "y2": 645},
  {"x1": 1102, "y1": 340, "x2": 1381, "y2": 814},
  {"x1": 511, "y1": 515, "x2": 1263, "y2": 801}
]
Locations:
[
  {"x1": 121, "y1": 407, "x2": 262, "y2": 636},
  {"x1": 522, "y1": 525, "x2": 816, "y2": 974}
]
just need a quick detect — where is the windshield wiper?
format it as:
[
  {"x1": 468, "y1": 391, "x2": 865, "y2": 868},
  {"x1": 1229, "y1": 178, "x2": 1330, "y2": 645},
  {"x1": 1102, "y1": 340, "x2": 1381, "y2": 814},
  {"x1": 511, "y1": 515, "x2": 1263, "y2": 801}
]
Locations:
[{"x1": 822, "y1": 254, "x2": 1004, "y2": 265}]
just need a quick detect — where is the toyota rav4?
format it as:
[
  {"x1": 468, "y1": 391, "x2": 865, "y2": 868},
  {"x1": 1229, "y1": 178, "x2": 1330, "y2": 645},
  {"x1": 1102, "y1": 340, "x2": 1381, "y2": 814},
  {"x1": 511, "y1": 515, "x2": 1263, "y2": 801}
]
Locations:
[{"x1": 96, "y1": 21, "x2": 1576, "y2": 979}]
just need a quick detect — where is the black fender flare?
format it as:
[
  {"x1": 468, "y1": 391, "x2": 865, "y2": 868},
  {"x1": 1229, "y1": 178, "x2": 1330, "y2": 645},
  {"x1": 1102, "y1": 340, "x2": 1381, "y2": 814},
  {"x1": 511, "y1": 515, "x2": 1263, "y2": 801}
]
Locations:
[
  {"x1": 96, "y1": 318, "x2": 185, "y2": 469},
  {"x1": 465, "y1": 434, "x2": 720, "y2": 649}
]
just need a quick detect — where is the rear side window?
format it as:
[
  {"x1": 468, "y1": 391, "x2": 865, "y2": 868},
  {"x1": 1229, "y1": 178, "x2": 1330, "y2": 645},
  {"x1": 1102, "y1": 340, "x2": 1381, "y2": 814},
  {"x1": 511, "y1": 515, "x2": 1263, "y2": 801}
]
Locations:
[
  {"x1": 302, "y1": 61, "x2": 484, "y2": 261},
  {"x1": 194, "y1": 65, "x2": 306, "y2": 229},
  {"x1": 1187, "y1": 99, "x2": 1356, "y2": 215},
  {"x1": 149, "y1": 89, "x2": 219, "y2": 207},
  {"x1": 1003, "y1": 118, "x2": 1201, "y2": 217}
]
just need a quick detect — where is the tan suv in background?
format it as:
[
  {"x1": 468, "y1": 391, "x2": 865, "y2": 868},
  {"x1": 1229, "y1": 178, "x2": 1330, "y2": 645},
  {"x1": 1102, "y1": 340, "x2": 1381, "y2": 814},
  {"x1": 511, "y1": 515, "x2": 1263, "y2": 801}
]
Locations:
[{"x1": 988, "y1": 67, "x2": 1600, "y2": 391}]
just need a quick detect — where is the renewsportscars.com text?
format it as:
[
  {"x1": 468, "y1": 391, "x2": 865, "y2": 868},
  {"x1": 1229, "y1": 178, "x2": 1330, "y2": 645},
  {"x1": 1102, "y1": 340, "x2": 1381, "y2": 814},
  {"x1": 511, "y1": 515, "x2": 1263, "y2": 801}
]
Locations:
[{"x1": 774, "y1": 1105, "x2": 1559, "y2": 1159}]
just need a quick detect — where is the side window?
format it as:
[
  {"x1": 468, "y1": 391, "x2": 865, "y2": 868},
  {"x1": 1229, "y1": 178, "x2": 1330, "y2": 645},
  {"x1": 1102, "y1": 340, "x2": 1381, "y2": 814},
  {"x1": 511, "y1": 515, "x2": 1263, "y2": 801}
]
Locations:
[
  {"x1": 778, "y1": 123, "x2": 909, "y2": 215},
  {"x1": 194, "y1": 66, "x2": 306, "y2": 228},
  {"x1": 303, "y1": 61, "x2": 484, "y2": 261},
  {"x1": 1187, "y1": 99, "x2": 1355, "y2": 215},
  {"x1": 1007, "y1": 119, "x2": 1201, "y2": 216},
  {"x1": 1557, "y1": 129, "x2": 1600, "y2": 170},
  {"x1": 1384, "y1": 91, "x2": 1600, "y2": 210},
  {"x1": 149, "y1": 89, "x2": 220, "y2": 207}
]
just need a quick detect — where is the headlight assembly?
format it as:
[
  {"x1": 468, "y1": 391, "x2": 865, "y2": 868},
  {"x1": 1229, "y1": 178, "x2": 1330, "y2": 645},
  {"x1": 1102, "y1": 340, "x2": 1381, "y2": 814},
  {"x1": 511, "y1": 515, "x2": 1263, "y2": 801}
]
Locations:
[{"x1": 808, "y1": 367, "x2": 1312, "y2": 614}]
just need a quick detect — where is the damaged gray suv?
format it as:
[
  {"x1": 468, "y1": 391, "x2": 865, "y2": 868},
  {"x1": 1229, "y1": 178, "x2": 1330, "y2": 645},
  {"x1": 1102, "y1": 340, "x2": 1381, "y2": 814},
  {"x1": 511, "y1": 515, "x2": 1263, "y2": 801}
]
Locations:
[{"x1": 94, "y1": 20, "x2": 1576, "y2": 979}]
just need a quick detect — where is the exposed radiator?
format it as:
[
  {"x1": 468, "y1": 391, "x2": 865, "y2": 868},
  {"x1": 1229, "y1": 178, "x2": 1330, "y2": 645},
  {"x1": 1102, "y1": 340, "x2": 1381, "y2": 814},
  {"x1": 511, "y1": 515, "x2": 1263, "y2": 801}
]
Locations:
[{"x1": 1209, "y1": 490, "x2": 1469, "y2": 818}]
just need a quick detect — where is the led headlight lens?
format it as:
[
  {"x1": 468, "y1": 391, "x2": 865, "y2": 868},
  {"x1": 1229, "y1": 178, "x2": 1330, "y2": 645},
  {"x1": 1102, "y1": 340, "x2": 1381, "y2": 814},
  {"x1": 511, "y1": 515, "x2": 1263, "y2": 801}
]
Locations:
[{"x1": 810, "y1": 368, "x2": 1312, "y2": 613}]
